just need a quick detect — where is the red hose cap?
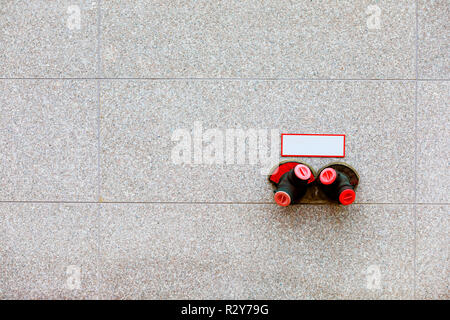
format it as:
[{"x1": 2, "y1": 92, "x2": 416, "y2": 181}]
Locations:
[
  {"x1": 294, "y1": 164, "x2": 312, "y2": 181},
  {"x1": 339, "y1": 189, "x2": 356, "y2": 205},
  {"x1": 320, "y1": 168, "x2": 337, "y2": 185},
  {"x1": 274, "y1": 191, "x2": 291, "y2": 207}
]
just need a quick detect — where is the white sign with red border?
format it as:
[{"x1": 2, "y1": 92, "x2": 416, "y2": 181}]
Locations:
[{"x1": 281, "y1": 134, "x2": 345, "y2": 158}]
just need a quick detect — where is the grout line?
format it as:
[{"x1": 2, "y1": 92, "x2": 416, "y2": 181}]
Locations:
[
  {"x1": 0, "y1": 200, "x2": 447, "y2": 205},
  {"x1": 95, "y1": 0, "x2": 102, "y2": 301},
  {"x1": 96, "y1": 3, "x2": 102, "y2": 201},
  {"x1": 413, "y1": 0, "x2": 419, "y2": 300},
  {"x1": 0, "y1": 77, "x2": 449, "y2": 81},
  {"x1": 96, "y1": 59, "x2": 102, "y2": 196}
]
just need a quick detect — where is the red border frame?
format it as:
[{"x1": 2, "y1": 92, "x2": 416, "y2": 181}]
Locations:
[{"x1": 281, "y1": 133, "x2": 346, "y2": 158}]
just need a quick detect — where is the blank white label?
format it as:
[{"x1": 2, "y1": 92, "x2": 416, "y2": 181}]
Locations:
[{"x1": 281, "y1": 134, "x2": 345, "y2": 157}]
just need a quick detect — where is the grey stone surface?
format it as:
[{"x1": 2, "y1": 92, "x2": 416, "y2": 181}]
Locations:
[
  {"x1": 98, "y1": 203, "x2": 414, "y2": 299},
  {"x1": 418, "y1": 0, "x2": 450, "y2": 79},
  {"x1": 417, "y1": 81, "x2": 450, "y2": 203},
  {"x1": 100, "y1": 80, "x2": 415, "y2": 203},
  {"x1": 0, "y1": 80, "x2": 98, "y2": 201},
  {"x1": 0, "y1": 203, "x2": 98, "y2": 299},
  {"x1": 0, "y1": 1, "x2": 98, "y2": 78},
  {"x1": 0, "y1": 0, "x2": 447, "y2": 301},
  {"x1": 416, "y1": 205, "x2": 449, "y2": 299},
  {"x1": 101, "y1": 0, "x2": 415, "y2": 78}
]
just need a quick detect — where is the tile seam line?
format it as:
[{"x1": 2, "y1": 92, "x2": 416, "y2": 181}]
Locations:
[
  {"x1": 95, "y1": 0, "x2": 102, "y2": 301},
  {"x1": 0, "y1": 78, "x2": 449, "y2": 81},
  {"x1": 413, "y1": 0, "x2": 419, "y2": 300},
  {"x1": 0, "y1": 201, "x2": 447, "y2": 205}
]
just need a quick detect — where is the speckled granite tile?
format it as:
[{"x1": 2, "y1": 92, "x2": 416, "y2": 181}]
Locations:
[
  {"x1": 101, "y1": 0, "x2": 415, "y2": 78},
  {"x1": 416, "y1": 205, "x2": 449, "y2": 299},
  {"x1": 0, "y1": 203, "x2": 98, "y2": 299},
  {"x1": 418, "y1": 0, "x2": 450, "y2": 79},
  {"x1": 417, "y1": 82, "x2": 449, "y2": 203},
  {"x1": 0, "y1": 80, "x2": 98, "y2": 201},
  {"x1": 98, "y1": 204, "x2": 414, "y2": 299},
  {"x1": 0, "y1": 1, "x2": 97, "y2": 78},
  {"x1": 100, "y1": 80, "x2": 415, "y2": 203}
]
